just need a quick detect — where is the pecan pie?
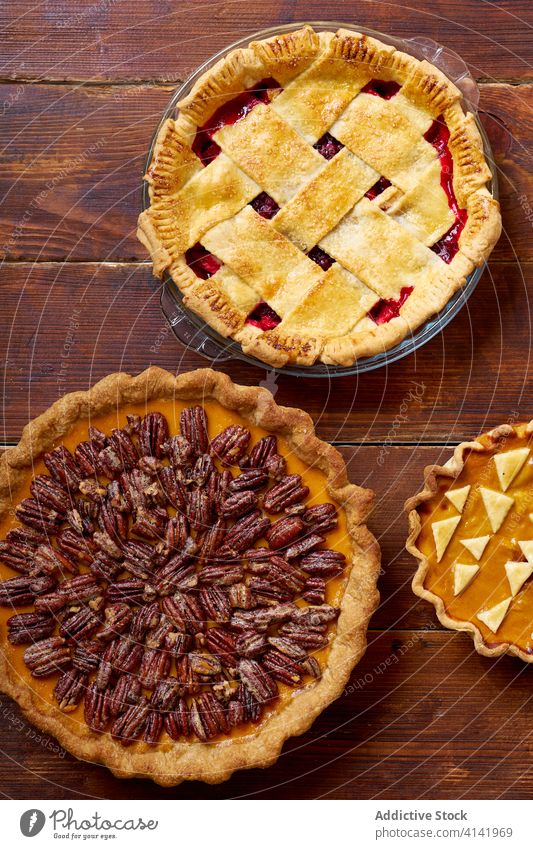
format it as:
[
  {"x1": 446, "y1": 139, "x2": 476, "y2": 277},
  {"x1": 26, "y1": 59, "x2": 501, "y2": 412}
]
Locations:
[
  {"x1": 406, "y1": 421, "x2": 533, "y2": 662},
  {"x1": 138, "y1": 25, "x2": 501, "y2": 368},
  {"x1": 0, "y1": 367, "x2": 379, "y2": 785}
]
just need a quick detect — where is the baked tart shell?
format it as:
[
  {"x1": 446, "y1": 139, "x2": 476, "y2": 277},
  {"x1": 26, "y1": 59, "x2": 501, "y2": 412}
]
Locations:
[
  {"x1": 0, "y1": 367, "x2": 380, "y2": 785},
  {"x1": 406, "y1": 422, "x2": 533, "y2": 663}
]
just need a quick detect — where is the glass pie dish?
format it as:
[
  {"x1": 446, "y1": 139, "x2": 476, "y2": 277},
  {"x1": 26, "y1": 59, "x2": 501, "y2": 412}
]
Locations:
[{"x1": 141, "y1": 21, "x2": 499, "y2": 377}]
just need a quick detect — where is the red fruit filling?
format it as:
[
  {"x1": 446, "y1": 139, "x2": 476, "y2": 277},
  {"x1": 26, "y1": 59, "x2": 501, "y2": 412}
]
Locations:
[
  {"x1": 313, "y1": 132, "x2": 344, "y2": 160},
  {"x1": 307, "y1": 246, "x2": 334, "y2": 271},
  {"x1": 424, "y1": 116, "x2": 468, "y2": 263},
  {"x1": 365, "y1": 176, "x2": 392, "y2": 200},
  {"x1": 361, "y1": 79, "x2": 401, "y2": 100},
  {"x1": 250, "y1": 192, "x2": 280, "y2": 220},
  {"x1": 185, "y1": 244, "x2": 222, "y2": 279},
  {"x1": 192, "y1": 78, "x2": 281, "y2": 166},
  {"x1": 368, "y1": 286, "x2": 414, "y2": 325},
  {"x1": 245, "y1": 301, "x2": 281, "y2": 331}
]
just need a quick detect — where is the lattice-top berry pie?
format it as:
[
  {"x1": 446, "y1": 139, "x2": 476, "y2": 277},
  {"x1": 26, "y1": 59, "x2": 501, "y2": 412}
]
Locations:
[
  {"x1": 138, "y1": 25, "x2": 501, "y2": 368},
  {"x1": 406, "y1": 421, "x2": 533, "y2": 662},
  {"x1": 0, "y1": 368, "x2": 379, "y2": 785}
]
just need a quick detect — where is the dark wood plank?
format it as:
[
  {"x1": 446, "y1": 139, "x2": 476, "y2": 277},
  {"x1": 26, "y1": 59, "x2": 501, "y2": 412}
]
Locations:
[
  {"x1": 0, "y1": 82, "x2": 530, "y2": 262},
  {"x1": 2, "y1": 630, "x2": 532, "y2": 799},
  {"x1": 1, "y1": 1, "x2": 531, "y2": 82},
  {"x1": 0, "y1": 262, "x2": 531, "y2": 445}
]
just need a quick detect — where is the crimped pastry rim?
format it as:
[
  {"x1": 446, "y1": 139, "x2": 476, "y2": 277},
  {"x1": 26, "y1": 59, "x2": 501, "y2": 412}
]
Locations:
[
  {"x1": 0, "y1": 367, "x2": 381, "y2": 786},
  {"x1": 138, "y1": 24, "x2": 502, "y2": 369},
  {"x1": 405, "y1": 422, "x2": 533, "y2": 664}
]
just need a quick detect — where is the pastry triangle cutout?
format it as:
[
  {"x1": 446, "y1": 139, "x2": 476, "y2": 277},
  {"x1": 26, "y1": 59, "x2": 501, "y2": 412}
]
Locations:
[
  {"x1": 518, "y1": 540, "x2": 533, "y2": 562},
  {"x1": 505, "y1": 561, "x2": 533, "y2": 597},
  {"x1": 479, "y1": 487, "x2": 514, "y2": 533},
  {"x1": 493, "y1": 447, "x2": 529, "y2": 492},
  {"x1": 444, "y1": 485, "x2": 470, "y2": 513},
  {"x1": 453, "y1": 563, "x2": 479, "y2": 596},
  {"x1": 431, "y1": 516, "x2": 461, "y2": 562},
  {"x1": 477, "y1": 597, "x2": 512, "y2": 633},
  {"x1": 459, "y1": 535, "x2": 490, "y2": 560}
]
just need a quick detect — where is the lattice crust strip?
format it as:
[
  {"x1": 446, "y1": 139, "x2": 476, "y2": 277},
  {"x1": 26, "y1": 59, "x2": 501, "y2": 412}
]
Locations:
[{"x1": 138, "y1": 25, "x2": 501, "y2": 367}]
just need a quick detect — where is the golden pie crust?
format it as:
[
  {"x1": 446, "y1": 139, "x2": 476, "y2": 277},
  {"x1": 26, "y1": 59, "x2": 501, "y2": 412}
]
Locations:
[
  {"x1": 406, "y1": 421, "x2": 533, "y2": 662},
  {"x1": 138, "y1": 25, "x2": 501, "y2": 368},
  {"x1": 0, "y1": 367, "x2": 380, "y2": 785}
]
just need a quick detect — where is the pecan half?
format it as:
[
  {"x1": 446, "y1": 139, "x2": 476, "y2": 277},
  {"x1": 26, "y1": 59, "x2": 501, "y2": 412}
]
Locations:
[
  {"x1": 109, "y1": 673, "x2": 142, "y2": 718},
  {"x1": 262, "y1": 649, "x2": 302, "y2": 685},
  {"x1": 290, "y1": 604, "x2": 339, "y2": 627},
  {"x1": 218, "y1": 510, "x2": 270, "y2": 558},
  {"x1": 190, "y1": 692, "x2": 229, "y2": 741},
  {"x1": 265, "y1": 515, "x2": 304, "y2": 550},
  {"x1": 243, "y1": 435, "x2": 277, "y2": 469},
  {"x1": 43, "y1": 446, "x2": 81, "y2": 491},
  {"x1": 30, "y1": 475, "x2": 70, "y2": 513},
  {"x1": 199, "y1": 586, "x2": 231, "y2": 622},
  {"x1": 180, "y1": 406, "x2": 209, "y2": 456},
  {"x1": 23, "y1": 636, "x2": 71, "y2": 677},
  {"x1": 198, "y1": 518, "x2": 226, "y2": 562},
  {"x1": 89, "y1": 552, "x2": 122, "y2": 582},
  {"x1": 0, "y1": 575, "x2": 56, "y2": 607},
  {"x1": 150, "y1": 677, "x2": 181, "y2": 712},
  {"x1": 200, "y1": 561, "x2": 244, "y2": 586},
  {"x1": 139, "y1": 412, "x2": 169, "y2": 458},
  {"x1": 302, "y1": 503, "x2": 338, "y2": 534},
  {"x1": 130, "y1": 602, "x2": 161, "y2": 641},
  {"x1": 162, "y1": 592, "x2": 205, "y2": 635},
  {"x1": 131, "y1": 507, "x2": 168, "y2": 541},
  {"x1": 229, "y1": 469, "x2": 268, "y2": 492},
  {"x1": 54, "y1": 668, "x2": 89, "y2": 711},
  {"x1": 84, "y1": 681, "x2": 112, "y2": 731},
  {"x1": 0, "y1": 537, "x2": 38, "y2": 573},
  {"x1": 267, "y1": 636, "x2": 308, "y2": 660},
  {"x1": 144, "y1": 711, "x2": 164, "y2": 744},
  {"x1": 106, "y1": 579, "x2": 156, "y2": 605},
  {"x1": 302, "y1": 576, "x2": 326, "y2": 604},
  {"x1": 164, "y1": 698, "x2": 190, "y2": 739},
  {"x1": 159, "y1": 466, "x2": 186, "y2": 510},
  {"x1": 205, "y1": 627, "x2": 237, "y2": 668},
  {"x1": 111, "y1": 696, "x2": 150, "y2": 744},
  {"x1": 210, "y1": 425, "x2": 251, "y2": 466},
  {"x1": 163, "y1": 513, "x2": 190, "y2": 554},
  {"x1": 154, "y1": 551, "x2": 197, "y2": 596},
  {"x1": 238, "y1": 659, "x2": 278, "y2": 704},
  {"x1": 72, "y1": 641, "x2": 104, "y2": 672},
  {"x1": 122, "y1": 540, "x2": 155, "y2": 580},
  {"x1": 15, "y1": 499, "x2": 63, "y2": 534},
  {"x1": 220, "y1": 490, "x2": 258, "y2": 519},
  {"x1": 300, "y1": 549, "x2": 346, "y2": 577},
  {"x1": 56, "y1": 529, "x2": 97, "y2": 563},
  {"x1": 186, "y1": 489, "x2": 212, "y2": 533},
  {"x1": 263, "y1": 474, "x2": 309, "y2": 513},
  {"x1": 284, "y1": 533, "x2": 324, "y2": 561},
  {"x1": 264, "y1": 453, "x2": 287, "y2": 480},
  {"x1": 189, "y1": 453, "x2": 215, "y2": 486},
  {"x1": 236, "y1": 629, "x2": 269, "y2": 658},
  {"x1": 60, "y1": 606, "x2": 102, "y2": 642},
  {"x1": 7, "y1": 611, "x2": 55, "y2": 644}
]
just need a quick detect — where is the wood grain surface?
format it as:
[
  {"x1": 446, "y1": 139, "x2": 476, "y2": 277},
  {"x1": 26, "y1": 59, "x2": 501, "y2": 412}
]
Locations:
[{"x1": 0, "y1": 0, "x2": 532, "y2": 800}]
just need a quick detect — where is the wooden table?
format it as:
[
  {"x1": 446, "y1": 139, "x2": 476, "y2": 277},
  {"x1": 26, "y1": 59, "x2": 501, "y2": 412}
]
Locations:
[{"x1": 0, "y1": 0, "x2": 532, "y2": 800}]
